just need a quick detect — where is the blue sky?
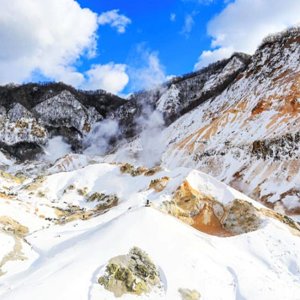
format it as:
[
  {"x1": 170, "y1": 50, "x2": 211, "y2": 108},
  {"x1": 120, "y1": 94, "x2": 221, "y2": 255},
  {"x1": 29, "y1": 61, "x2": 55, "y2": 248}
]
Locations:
[
  {"x1": 76, "y1": 0, "x2": 229, "y2": 80},
  {"x1": 0, "y1": 0, "x2": 300, "y2": 95}
]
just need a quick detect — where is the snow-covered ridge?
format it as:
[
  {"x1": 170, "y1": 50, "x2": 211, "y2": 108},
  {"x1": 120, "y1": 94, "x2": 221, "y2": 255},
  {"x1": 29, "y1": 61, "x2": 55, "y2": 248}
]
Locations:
[
  {"x1": 1, "y1": 26, "x2": 300, "y2": 300},
  {"x1": 0, "y1": 154, "x2": 299, "y2": 299},
  {"x1": 0, "y1": 82, "x2": 125, "y2": 159},
  {"x1": 109, "y1": 28, "x2": 300, "y2": 214}
]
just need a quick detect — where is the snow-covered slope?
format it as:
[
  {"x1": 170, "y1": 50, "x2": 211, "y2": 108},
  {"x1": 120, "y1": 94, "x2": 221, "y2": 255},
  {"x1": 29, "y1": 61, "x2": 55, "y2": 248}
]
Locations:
[
  {"x1": 110, "y1": 28, "x2": 300, "y2": 215},
  {"x1": 0, "y1": 82, "x2": 125, "y2": 159},
  {"x1": 1, "y1": 28, "x2": 300, "y2": 300},
  {"x1": 1, "y1": 29, "x2": 300, "y2": 215},
  {"x1": 2, "y1": 208, "x2": 300, "y2": 300},
  {"x1": 0, "y1": 154, "x2": 299, "y2": 299}
]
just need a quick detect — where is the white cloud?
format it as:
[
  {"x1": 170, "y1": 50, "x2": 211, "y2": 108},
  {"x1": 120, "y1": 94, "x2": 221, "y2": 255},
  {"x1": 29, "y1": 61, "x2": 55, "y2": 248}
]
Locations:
[
  {"x1": 83, "y1": 63, "x2": 129, "y2": 94},
  {"x1": 128, "y1": 46, "x2": 167, "y2": 91},
  {"x1": 0, "y1": 0, "x2": 98, "y2": 86},
  {"x1": 170, "y1": 13, "x2": 176, "y2": 22},
  {"x1": 0, "y1": 1, "x2": 131, "y2": 94},
  {"x1": 181, "y1": 14, "x2": 195, "y2": 37},
  {"x1": 195, "y1": 47, "x2": 234, "y2": 69},
  {"x1": 98, "y1": 9, "x2": 131, "y2": 33},
  {"x1": 195, "y1": 0, "x2": 300, "y2": 69}
]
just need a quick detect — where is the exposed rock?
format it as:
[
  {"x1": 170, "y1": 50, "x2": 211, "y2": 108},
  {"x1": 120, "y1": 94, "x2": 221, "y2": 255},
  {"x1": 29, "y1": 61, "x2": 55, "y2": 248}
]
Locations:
[
  {"x1": 76, "y1": 187, "x2": 88, "y2": 197},
  {"x1": 120, "y1": 163, "x2": 146, "y2": 176},
  {"x1": 164, "y1": 181, "x2": 231, "y2": 236},
  {"x1": 86, "y1": 192, "x2": 106, "y2": 202},
  {"x1": 33, "y1": 90, "x2": 102, "y2": 134},
  {"x1": 0, "y1": 141, "x2": 45, "y2": 161},
  {"x1": 178, "y1": 288, "x2": 201, "y2": 300},
  {"x1": 0, "y1": 102, "x2": 48, "y2": 160},
  {"x1": 0, "y1": 82, "x2": 125, "y2": 158},
  {"x1": 222, "y1": 200, "x2": 262, "y2": 234},
  {"x1": 86, "y1": 192, "x2": 119, "y2": 210},
  {"x1": 0, "y1": 216, "x2": 29, "y2": 237},
  {"x1": 0, "y1": 231, "x2": 27, "y2": 277},
  {"x1": 149, "y1": 177, "x2": 170, "y2": 192},
  {"x1": 251, "y1": 133, "x2": 300, "y2": 160},
  {"x1": 0, "y1": 116, "x2": 47, "y2": 145},
  {"x1": 0, "y1": 170, "x2": 27, "y2": 185},
  {"x1": 54, "y1": 194, "x2": 119, "y2": 224},
  {"x1": 261, "y1": 208, "x2": 300, "y2": 234},
  {"x1": 160, "y1": 200, "x2": 193, "y2": 226},
  {"x1": 7, "y1": 103, "x2": 34, "y2": 121},
  {"x1": 119, "y1": 163, "x2": 161, "y2": 177},
  {"x1": 98, "y1": 247, "x2": 161, "y2": 297},
  {"x1": 161, "y1": 181, "x2": 263, "y2": 236}
]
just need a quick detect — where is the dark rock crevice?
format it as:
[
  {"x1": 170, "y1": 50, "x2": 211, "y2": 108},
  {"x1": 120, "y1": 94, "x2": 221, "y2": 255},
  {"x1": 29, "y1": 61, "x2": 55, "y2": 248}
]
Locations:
[{"x1": 251, "y1": 133, "x2": 300, "y2": 160}]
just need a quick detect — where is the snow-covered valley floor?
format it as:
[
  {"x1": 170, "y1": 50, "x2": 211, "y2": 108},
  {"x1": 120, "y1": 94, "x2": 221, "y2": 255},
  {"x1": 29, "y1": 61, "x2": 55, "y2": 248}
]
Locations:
[{"x1": 0, "y1": 154, "x2": 300, "y2": 300}]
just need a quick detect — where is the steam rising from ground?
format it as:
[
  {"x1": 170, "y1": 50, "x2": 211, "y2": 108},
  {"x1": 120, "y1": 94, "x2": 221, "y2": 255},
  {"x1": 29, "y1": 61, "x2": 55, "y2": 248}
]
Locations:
[
  {"x1": 82, "y1": 111, "x2": 166, "y2": 168},
  {"x1": 42, "y1": 136, "x2": 72, "y2": 162},
  {"x1": 83, "y1": 119, "x2": 120, "y2": 155},
  {"x1": 82, "y1": 89, "x2": 167, "y2": 168},
  {"x1": 137, "y1": 107, "x2": 166, "y2": 167}
]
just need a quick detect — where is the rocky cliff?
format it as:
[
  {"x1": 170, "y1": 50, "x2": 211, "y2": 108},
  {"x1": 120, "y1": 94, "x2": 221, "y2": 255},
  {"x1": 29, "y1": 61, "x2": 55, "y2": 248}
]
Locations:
[
  {"x1": 110, "y1": 28, "x2": 300, "y2": 215},
  {"x1": 0, "y1": 82, "x2": 125, "y2": 159},
  {"x1": 1, "y1": 28, "x2": 300, "y2": 215},
  {"x1": 1, "y1": 28, "x2": 300, "y2": 300}
]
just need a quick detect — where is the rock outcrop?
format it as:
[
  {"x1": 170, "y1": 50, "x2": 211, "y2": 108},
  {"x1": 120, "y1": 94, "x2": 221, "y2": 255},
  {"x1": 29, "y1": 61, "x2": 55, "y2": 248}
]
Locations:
[
  {"x1": 0, "y1": 82, "x2": 125, "y2": 159},
  {"x1": 98, "y1": 247, "x2": 161, "y2": 297},
  {"x1": 110, "y1": 27, "x2": 300, "y2": 214},
  {"x1": 1, "y1": 28, "x2": 300, "y2": 214}
]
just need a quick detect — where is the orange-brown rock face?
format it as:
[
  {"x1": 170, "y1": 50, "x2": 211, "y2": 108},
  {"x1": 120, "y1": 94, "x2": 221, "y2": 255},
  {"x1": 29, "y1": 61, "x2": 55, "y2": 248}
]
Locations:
[{"x1": 161, "y1": 29, "x2": 300, "y2": 215}]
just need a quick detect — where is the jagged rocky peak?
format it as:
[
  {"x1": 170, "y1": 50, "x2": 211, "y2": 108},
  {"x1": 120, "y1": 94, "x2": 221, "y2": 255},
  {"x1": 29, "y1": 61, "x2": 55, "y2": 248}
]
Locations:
[
  {"x1": 155, "y1": 27, "x2": 300, "y2": 214},
  {"x1": 1, "y1": 27, "x2": 300, "y2": 164},
  {"x1": 33, "y1": 90, "x2": 103, "y2": 146},
  {"x1": 0, "y1": 82, "x2": 126, "y2": 159},
  {"x1": 155, "y1": 52, "x2": 250, "y2": 123},
  {"x1": 7, "y1": 103, "x2": 34, "y2": 121},
  {"x1": 108, "y1": 52, "x2": 250, "y2": 139},
  {"x1": 244, "y1": 27, "x2": 300, "y2": 80}
]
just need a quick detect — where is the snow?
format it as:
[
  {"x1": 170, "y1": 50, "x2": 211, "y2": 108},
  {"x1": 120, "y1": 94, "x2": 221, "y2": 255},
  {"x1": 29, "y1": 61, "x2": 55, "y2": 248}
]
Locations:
[
  {"x1": 156, "y1": 84, "x2": 180, "y2": 114},
  {"x1": 185, "y1": 170, "x2": 261, "y2": 206},
  {"x1": 1, "y1": 31, "x2": 300, "y2": 300},
  {"x1": 42, "y1": 136, "x2": 72, "y2": 163},
  {"x1": 0, "y1": 151, "x2": 13, "y2": 166},
  {"x1": 33, "y1": 90, "x2": 101, "y2": 133},
  {"x1": 110, "y1": 37, "x2": 300, "y2": 213},
  {"x1": 0, "y1": 232, "x2": 14, "y2": 261},
  {"x1": 1, "y1": 207, "x2": 300, "y2": 300},
  {"x1": 0, "y1": 155, "x2": 299, "y2": 299},
  {"x1": 282, "y1": 195, "x2": 300, "y2": 210}
]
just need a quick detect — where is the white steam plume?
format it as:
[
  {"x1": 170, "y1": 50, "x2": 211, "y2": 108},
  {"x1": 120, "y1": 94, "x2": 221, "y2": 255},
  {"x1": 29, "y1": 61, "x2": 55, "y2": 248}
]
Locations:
[
  {"x1": 42, "y1": 136, "x2": 72, "y2": 162},
  {"x1": 83, "y1": 119, "x2": 120, "y2": 155},
  {"x1": 137, "y1": 101, "x2": 166, "y2": 168}
]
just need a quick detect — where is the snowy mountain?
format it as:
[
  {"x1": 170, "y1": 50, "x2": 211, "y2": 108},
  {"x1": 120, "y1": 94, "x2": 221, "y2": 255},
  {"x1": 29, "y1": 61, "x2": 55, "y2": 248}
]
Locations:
[
  {"x1": 110, "y1": 28, "x2": 300, "y2": 216},
  {"x1": 0, "y1": 27, "x2": 300, "y2": 299},
  {"x1": 0, "y1": 157, "x2": 299, "y2": 300}
]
